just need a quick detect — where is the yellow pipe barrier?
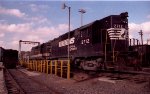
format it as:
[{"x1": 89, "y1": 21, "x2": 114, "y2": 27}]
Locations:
[
  {"x1": 40, "y1": 61, "x2": 41, "y2": 72},
  {"x1": 42, "y1": 60, "x2": 44, "y2": 72},
  {"x1": 32, "y1": 60, "x2": 34, "y2": 71},
  {"x1": 40, "y1": 61, "x2": 42, "y2": 72},
  {"x1": 30, "y1": 60, "x2": 32, "y2": 70},
  {"x1": 20, "y1": 59, "x2": 70, "y2": 79},
  {"x1": 37, "y1": 61, "x2": 39, "y2": 71},
  {"x1": 29, "y1": 60, "x2": 30, "y2": 69},
  {"x1": 30, "y1": 61, "x2": 31, "y2": 69},
  {"x1": 29, "y1": 60, "x2": 31, "y2": 69},
  {"x1": 42, "y1": 60, "x2": 43, "y2": 72},
  {"x1": 44, "y1": 60, "x2": 46, "y2": 73},
  {"x1": 39, "y1": 61, "x2": 41, "y2": 72},
  {"x1": 36, "y1": 61, "x2": 37, "y2": 71},
  {"x1": 67, "y1": 60, "x2": 70, "y2": 79},
  {"x1": 31, "y1": 60, "x2": 33, "y2": 70},
  {"x1": 32, "y1": 60, "x2": 33, "y2": 70},
  {"x1": 38, "y1": 61, "x2": 41, "y2": 72},
  {"x1": 32, "y1": 60, "x2": 34, "y2": 70},
  {"x1": 28, "y1": 61, "x2": 30, "y2": 69},
  {"x1": 60, "y1": 60, "x2": 63, "y2": 78},
  {"x1": 27, "y1": 61, "x2": 29, "y2": 69},
  {"x1": 55, "y1": 60, "x2": 57, "y2": 75},
  {"x1": 37, "y1": 61, "x2": 39, "y2": 72},
  {"x1": 34, "y1": 61, "x2": 36, "y2": 71},
  {"x1": 50, "y1": 61, "x2": 52, "y2": 74},
  {"x1": 29, "y1": 61, "x2": 31, "y2": 70},
  {"x1": 33, "y1": 60, "x2": 34, "y2": 70},
  {"x1": 34, "y1": 60, "x2": 36, "y2": 71},
  {"x1": 27, "y1": 60, "x2": 28, "y2": 69},
  {"x1": 46, "y1": 60, "x2": 49, "y2": 74},
  {"x1": 35, "y1": 61, "x2": 37, "y2": 71},
  {"x1": 43, "y1": 60, "x2": 45, "y2": 73},
  {"x1": 37, "y1": 61, "x2": 38, "y2": 71}
]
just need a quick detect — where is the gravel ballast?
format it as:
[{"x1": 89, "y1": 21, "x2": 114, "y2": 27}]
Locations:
[{"x1": 20, "y1": 68, "x2": 150, "y2": 94}]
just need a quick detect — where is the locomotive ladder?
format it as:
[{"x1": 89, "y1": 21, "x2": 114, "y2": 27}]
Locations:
[{"x1": 104, "y1": 30, "x2": 119, "y2": 69}]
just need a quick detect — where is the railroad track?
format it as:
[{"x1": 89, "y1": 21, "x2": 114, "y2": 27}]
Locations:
[
  {"x1": 4, "y1": 68, "x2": 25, "y2": 94},
  {"x1": 4, "y1": 68, "x2": 60, "y2": 94}
]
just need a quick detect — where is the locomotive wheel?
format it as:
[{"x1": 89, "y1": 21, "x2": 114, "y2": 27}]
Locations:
[
  {"x1": 74, "y1": 59, "x2": 82, "y2": 69},
  {"x1": 96, "y1": 58, "x2": 104, "y2": 70}
]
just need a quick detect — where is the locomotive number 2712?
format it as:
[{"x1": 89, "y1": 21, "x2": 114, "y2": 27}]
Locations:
[{"x1": 114, "y1": 24, "x2": 123, "y2": 28}]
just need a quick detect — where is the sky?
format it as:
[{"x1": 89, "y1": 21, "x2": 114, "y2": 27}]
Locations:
[{"x1": 0, "y1": 0, "x2": 150, "y2": 51}]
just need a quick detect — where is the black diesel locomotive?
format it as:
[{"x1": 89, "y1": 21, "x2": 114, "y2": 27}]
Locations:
[
  {"x1": 30, "y1": 41, "x2": 51, "y2": 60},
  {"x1": 0, "y1": 47, "x2": 18, "y2": 69},
  {"x1": 27, "y1": 12, "x2": 133, "y2": 71}
]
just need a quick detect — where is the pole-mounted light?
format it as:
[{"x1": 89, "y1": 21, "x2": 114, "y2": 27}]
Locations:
[
  {"x1": 62, "y1": 3, "x2": 71, "y2": 60},
  {"x1": 78, "y1": 9, "x2": 86, "y2": 26}
]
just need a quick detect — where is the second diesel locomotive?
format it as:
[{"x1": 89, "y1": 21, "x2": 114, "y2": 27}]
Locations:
[{"x1": 27, "y1": 12, "x2": 129, "y2": 71}]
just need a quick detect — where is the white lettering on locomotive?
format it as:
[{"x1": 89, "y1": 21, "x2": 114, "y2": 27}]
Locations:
[
  {"x1": 70, "y1": 37, "x2": 75, "y2": 44},
  {"x1": 70, "y1": 45, "x2": 77, "y2": 51},
  {"x1": 114, "y1": 24, "x2": 123, "y2": 28},
  {"x1": 81, "y1": 38, "x2": 90, "y2": 44},
  {"x1": 59, "y1": 37, "x2": 75, "y2": 47}
]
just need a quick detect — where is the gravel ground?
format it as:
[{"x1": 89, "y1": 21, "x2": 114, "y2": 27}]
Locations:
[
  {"x1": 20, "y1": 68, "x2": 150, "y2": 94},
  {"x1": 0, "y1": 67, "x2": 7, "y2": 94}
]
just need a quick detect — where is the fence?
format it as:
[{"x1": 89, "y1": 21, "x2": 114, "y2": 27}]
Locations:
[{"x1": 19, "y1": 60, "x2": 70, "y2": 79}]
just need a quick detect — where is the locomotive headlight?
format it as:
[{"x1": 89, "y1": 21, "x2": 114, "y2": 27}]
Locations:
[
  {"x1": 120, "y1": 12, "x2": 128, "y2": 24},
  {"x1": 121, "y1": 19, "x2": 128, "y2": 24}
]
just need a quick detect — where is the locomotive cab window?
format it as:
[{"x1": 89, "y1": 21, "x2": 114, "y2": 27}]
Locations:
[{"x1": 80, "y1": 28, "x2": 90, "y2": 38}]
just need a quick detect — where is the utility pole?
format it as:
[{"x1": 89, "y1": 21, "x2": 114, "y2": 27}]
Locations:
[
  {"x1": 62, "y1": 3, "x2": 71, "y2": 60},
  {"x1": 138, "y1": 30, "x2": 144, "y2": 66},
  {"x1": 138, "y1": 30, "x2": 143, "y2": 46}
]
